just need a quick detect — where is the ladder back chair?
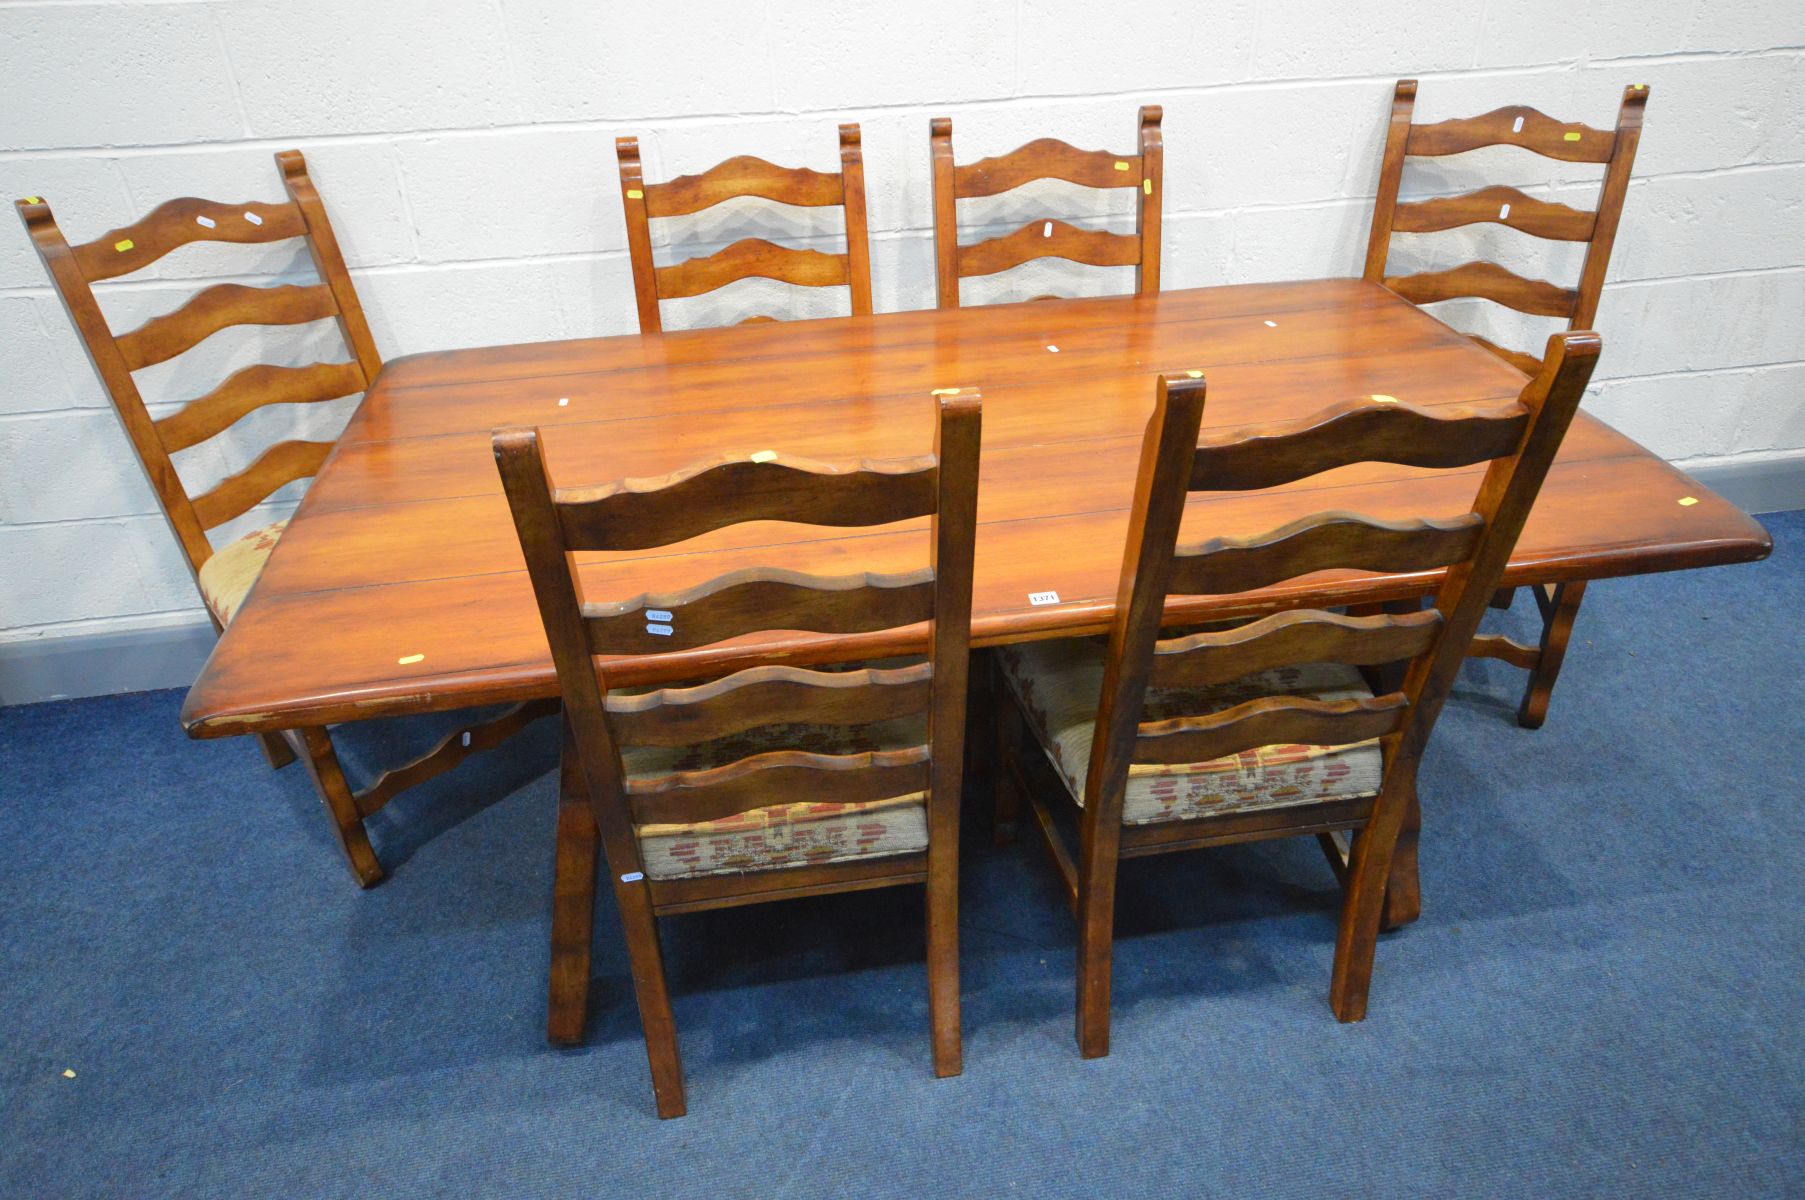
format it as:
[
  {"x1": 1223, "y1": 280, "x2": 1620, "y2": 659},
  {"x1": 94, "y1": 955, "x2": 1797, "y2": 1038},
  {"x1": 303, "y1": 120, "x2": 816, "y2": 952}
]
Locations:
[
  {"x1": 616, "y1": 124, "x2": 874, "y2": 333},
  {"x1": 495, "y1": 392, "x2": 981, "y2": 1119},
  {"x1": 1363, "y1": 80, "x2": 1648, "y2": 728},
  {"x1": 993, "y1": 334, "x2": 1600, "y2": 1057},
  {"x1": 17, "y1": 151, "x2": 554, "y2": 889},
  {"x1": 930, "y1": 106, "x2": 1163, "y2": 309}
]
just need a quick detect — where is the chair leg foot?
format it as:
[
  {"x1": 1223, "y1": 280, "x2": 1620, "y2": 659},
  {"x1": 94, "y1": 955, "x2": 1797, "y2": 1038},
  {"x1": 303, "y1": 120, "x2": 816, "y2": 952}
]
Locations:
[
  {"x1": 1076, "y1": 934, "x2": 1113, "y2": 1059},
  {"x1": 296, "y1": 727, "x2": 384, "y2": 888},
  {"x1": 1516, "y1": 581, "x2": 1586, "y2": 730},
  {"x1": 548, "y1": 732, "x2": 598, "y2": 1046}
]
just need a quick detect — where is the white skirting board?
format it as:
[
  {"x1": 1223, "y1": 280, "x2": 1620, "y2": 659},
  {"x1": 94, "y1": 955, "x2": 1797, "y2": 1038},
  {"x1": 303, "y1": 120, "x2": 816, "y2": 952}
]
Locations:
[
  {"x1": 1, "y1": 619, "x2": 217, "y2": 708},
  {"x1": 3, "y1": 451, "x2": 1801, "y2": 709}
]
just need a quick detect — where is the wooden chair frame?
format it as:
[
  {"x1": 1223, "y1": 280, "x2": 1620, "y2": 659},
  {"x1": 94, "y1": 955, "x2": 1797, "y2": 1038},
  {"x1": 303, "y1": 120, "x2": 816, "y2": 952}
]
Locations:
[
  {"x1": 930, "y1": 106, "x2": 1163, "y2": 309},
  {"x1": 18, "y1": 151, "x2": 554, "y2": 889},
  {"x1": 1363, "y1": 80, "x2": 1649, "y2": 728},
  {"x1": 994, "y1": 334, "x2": 1600, "y2": 1056},
  {"x1": 496, "y1": 392, "x2": 981, "y2": 1118},
  {"x1": 617, "y1": 124, "x2": 874, "y2": 333}
]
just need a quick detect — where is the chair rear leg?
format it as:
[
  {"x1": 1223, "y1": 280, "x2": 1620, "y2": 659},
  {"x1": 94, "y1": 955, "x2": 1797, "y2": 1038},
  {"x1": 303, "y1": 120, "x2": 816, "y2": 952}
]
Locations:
[
  {"x1": 1330, "y1": 777, "x2": 1416, "y2": 1023},
  {"x1": 295, "y1": 727, "x2": 384, "y2": 888},
  {"x1": 926, "y1": 832, "x2": 963, "y2": 1078},
  {"x1": 1518, "y1": 581, "x2": 1587, "y2": 729},
  {"x1": 257, "y1": 732, "x2": 296, "y2": 769},
  {"x1": 548, "y1": 729, "x2": 599, "y2": 1046},
  {"x1": 614, "y1": 883, "x2": 686, "y2": 1118},
  {"x1": 1074, "y1": 826, "x2": 1123, "y2": 1058}
]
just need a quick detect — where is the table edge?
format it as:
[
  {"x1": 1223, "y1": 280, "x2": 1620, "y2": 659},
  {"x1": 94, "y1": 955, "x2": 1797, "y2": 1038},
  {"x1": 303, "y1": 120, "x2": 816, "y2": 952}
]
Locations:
[{"x1": 181, "y1": 518, "x2": 1774, "y2": 739}]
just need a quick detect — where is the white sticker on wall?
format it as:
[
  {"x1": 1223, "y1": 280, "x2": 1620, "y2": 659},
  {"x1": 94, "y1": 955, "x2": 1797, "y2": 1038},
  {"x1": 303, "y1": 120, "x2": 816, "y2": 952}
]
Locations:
[
  {"x1": 1028, "y1": 591, "x2": 1061, "y2": 606},
  {"x1": 646, "y1": 623, "x2": 674, "y2": 637},
  {"x1": 645, "y1": 610, "x2": 673, "y2": 622}
]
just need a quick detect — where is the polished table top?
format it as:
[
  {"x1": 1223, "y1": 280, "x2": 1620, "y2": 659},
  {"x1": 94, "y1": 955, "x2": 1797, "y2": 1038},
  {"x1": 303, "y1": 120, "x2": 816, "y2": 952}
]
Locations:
[{"x1": 181, "y1": 279, "x2": 1772, "y2": 737}]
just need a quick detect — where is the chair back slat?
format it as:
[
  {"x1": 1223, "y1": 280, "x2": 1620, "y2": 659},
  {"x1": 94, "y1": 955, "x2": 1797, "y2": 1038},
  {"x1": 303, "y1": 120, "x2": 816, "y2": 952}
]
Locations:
[
  {"x1": 496, "y1": 393, "x2": 980, "y2": 869},
  {"x1": 626, "y1": 747, "x2": 933, "y2": 827},
  {"x1": 17, "y1": 149, "x2": 379, "y2": 594},
  {"x1": 1189, "y1": 399, "x2": 1529, "y2": 492},
  {"x1": 1384, "y1": 261, "x2": 1577, "y2": 319},
  {"x1": 115, "y1": 281, "x2": 339, "y2": 370},
  {"x1": 155, "y1": 361, "x2": 364, "y2": 453},
  {"x1": 956, "y1": 219, "x2": 1140, "y2": 278},
  {"x1": 953, "y1": 138, "x2": 1143, "y2": 197},
  {"x1": 931, "y1": 106, "x2": 1163, "y2": 308},
  {"x1": 652, "y1": 237, "x2": 849, "y2": 299},
  {"x1": 1168, "y1": 511, "x2": 1485, "y2": 597},
  {"x1": 1364, "y1": 80, "x2": 1648, "y2": 370},
  {"x1": 583, "y1": 567, "x2": 935, "y2": 655},
  {"x1": 1391, "y1": 185, "x2": 1596, "y2": 241},
  {"x1": 70, "y1": 196, "x2": 307, "y2": 281},
  {"x1": 1133, "y1": 693, "x2": 1412, "y2": 767},
  {"x1": 553, "y1": 453, "x2": 938, "y2": 552},
  {"x1": 1405, "y1": 105, "x2": 1617, "y2": 162},
  {"x1": 643, "y1": 155, "x2": 844, "y2": 217},
  {"x1": 606, "y1": 662, "x2": 933, "y2": 748},
  {"x1": 616, "y1": 125, "x2": 873, "y2": 332},
  {"x1": 1147, "y1": 609, "x2": 1444, "y2": 690},
  {"x1": 188, "y1": 438, "x2": 333, "y2": 528}
]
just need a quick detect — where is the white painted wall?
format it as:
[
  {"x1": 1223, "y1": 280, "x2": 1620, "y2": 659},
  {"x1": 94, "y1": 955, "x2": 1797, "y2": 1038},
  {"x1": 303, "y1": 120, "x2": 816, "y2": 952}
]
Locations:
[{"x1": 2, "y1": 0, "x2": 1802, "y2": 660}]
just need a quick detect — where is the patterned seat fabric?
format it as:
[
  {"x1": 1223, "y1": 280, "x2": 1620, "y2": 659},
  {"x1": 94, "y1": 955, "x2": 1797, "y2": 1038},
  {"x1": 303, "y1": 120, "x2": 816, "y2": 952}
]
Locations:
[
  {"x1": 997, "y1": 637, "x2": 1383, "y2": 825},
  {"x1": 195, "y1": 520, "x2": 288, "y2": 626},
  {"x1": 628, "y1": 714, "x2": 928, "y2": 881}
]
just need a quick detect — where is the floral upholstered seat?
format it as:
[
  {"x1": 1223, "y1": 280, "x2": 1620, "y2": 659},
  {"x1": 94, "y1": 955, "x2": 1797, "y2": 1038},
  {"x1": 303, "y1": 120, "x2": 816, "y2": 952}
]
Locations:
[
  {"x1": 997, "y1": 637, "x2": 1384, "y2": 825},
  {"x1": 626, "y1": 714, "x2": 929, "y2": 880},
  {"x1": 195, "y1": 520, "x2": 289, "y2": 627}
]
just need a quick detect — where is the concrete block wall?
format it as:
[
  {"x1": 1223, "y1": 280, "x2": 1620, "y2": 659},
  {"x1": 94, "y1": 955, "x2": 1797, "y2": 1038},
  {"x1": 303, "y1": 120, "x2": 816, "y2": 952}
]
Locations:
[{"x1": 1, "y1": 0, "x2": 1802, "y2": 687}]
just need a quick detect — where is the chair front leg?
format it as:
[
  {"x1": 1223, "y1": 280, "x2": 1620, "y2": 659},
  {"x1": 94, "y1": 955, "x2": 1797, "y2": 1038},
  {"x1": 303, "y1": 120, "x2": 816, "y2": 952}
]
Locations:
[
  {"x1": 294, "y1": 726, "x2": 384, "y2": 888},
  {"x1": 1518, "y1": 581, "x2": 1587, "y2": 729}
]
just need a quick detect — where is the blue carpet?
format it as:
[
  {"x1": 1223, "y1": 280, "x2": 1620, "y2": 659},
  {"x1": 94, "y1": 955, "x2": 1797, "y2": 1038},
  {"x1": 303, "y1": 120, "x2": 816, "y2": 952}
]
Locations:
[{"x1": 2, "y1": 511, "x2": 1799, "y2": 1199}]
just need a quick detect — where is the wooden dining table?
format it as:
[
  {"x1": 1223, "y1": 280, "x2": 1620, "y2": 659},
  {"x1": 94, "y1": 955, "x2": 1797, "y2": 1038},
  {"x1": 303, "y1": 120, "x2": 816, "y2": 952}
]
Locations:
[{"x1": 179, "y1": 278, "x2": 1772, "y2": 739}]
